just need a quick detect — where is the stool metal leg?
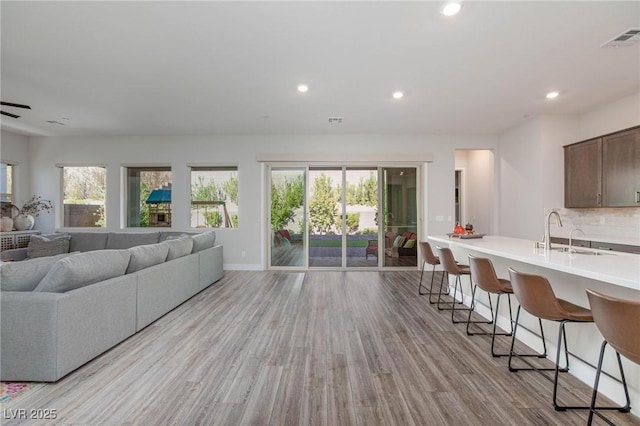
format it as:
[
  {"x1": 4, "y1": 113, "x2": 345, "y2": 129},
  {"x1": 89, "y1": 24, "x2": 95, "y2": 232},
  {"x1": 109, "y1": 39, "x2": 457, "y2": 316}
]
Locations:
[
  {"x1": 436, "y1": 272, "x2": 463, "y2": 310},
  {"x1": 508, "y1": 306, "x2": 549, "y2": 372},
  {"x1": 466, "y1": 291, "x2": 514, "y2": 357},
  {"x1": 588, "y1": 341, "x2": 632, "y2": 425},
  {"x1": 419, "y1": 261, "x2": 449, "y2": 298}
]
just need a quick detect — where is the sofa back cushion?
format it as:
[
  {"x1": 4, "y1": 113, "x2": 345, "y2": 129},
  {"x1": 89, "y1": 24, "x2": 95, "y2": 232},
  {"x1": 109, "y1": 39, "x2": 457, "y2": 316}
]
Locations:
[
  {"x1": 27, "y1": 234, "x2": 71, "y2": 258},
  {"x1": 34, "y1": 249, "x2": 131, "y2": 293},
  {"x1": 126, "y1": 243, "x2": 169, "y2": 274},
  {"x1": 1, "y1": 252, "x2": 77, "y2": 292},
  {"x1": 69, "y1": 232, "x2": 109, "y2": 252},
  {"x1": 106, "y1": 232, "x2": 161, "y2": 249},
  {"x1": 163, "y1": 235, "x2": 194, "y2": 261},
  {"x1": 191, "y1": 231, "x2": 216, "y2": 253}
]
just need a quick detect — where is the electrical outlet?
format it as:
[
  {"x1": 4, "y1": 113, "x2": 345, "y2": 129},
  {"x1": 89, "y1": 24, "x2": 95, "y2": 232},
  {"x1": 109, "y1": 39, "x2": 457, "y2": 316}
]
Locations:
[{"x1": 241, "y1": 250, "x2": 246, "y2": 258}]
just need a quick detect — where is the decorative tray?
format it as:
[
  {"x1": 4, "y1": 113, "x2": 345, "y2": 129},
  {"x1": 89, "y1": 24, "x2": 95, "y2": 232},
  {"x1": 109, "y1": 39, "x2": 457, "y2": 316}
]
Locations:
[{"x1": 446, "y1": 233, "x2": 485, "y2": 239}]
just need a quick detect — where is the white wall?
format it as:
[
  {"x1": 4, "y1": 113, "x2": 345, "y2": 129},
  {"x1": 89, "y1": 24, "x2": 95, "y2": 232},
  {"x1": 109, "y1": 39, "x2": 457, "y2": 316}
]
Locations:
[
  {"x1": 497, "y1": 91, "x2": 640, "y2": 240},
  {"x1": 26, "y1": 133, "x2": 497, "y2": 269},
  {"x1": 0, "y1": 130, "x2": 30, "y2": 206}
]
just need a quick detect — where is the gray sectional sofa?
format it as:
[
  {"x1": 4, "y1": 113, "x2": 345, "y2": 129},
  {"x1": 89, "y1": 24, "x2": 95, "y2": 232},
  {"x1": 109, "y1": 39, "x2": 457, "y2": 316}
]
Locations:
[{"x1": 0, "y1": 231, "x2": 223, "y2": 382}]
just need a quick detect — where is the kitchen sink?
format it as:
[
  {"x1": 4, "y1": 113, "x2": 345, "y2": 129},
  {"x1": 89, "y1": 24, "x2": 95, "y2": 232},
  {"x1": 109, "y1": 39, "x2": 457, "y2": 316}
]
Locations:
[{"x1": 553, "y1": 247, "x2": 614, "y2": 256}]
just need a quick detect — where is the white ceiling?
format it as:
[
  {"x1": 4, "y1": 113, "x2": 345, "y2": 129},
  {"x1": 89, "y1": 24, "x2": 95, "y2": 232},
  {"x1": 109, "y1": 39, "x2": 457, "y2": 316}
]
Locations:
[{"x1": 1, "y1": 1, "x2": 639, "y2": 137}]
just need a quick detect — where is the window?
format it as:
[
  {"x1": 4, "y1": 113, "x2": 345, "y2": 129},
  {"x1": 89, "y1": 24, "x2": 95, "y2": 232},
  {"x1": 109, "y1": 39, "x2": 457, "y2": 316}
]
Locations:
[
  {"x1": 126, "y1": 167, "x2": 172, "y2": 227},
  {"x1": 1, "y1": 162, "x2": 14, "y2": 203},
  {"x1": 190, "y1": 166, "x2": 238, "y2": 228},
  {"x1": 62, "y1": 166, "x2": 107, "y2": 227}
]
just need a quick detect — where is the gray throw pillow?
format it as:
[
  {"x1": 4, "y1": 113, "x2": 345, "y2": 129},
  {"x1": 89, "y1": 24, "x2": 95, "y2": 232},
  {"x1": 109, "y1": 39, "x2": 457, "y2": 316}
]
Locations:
[
  {"x1": 163, "y1": 235, "x2": 194, "y2": 260},
  {"x1": 27, "y1": 234, "x2": 71, "y2": 258},
  {"x1": 34, "y1": 249, "x2": 131, "y2": 293},
  {"x1": 191, "y1": 231, "x2": 216, "y2": 253},
  {"x1": 126, "y1": 243, "x2": 169, "y2": 273},
  {"x1": 1, "y1": 252, "x2": 78, "y2": 292}
]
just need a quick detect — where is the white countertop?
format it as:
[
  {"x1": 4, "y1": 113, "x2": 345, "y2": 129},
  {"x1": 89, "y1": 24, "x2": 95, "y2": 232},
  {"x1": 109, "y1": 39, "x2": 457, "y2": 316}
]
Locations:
[{"x1": 428, "y1": 235, "x2": 640, "y2": 291}]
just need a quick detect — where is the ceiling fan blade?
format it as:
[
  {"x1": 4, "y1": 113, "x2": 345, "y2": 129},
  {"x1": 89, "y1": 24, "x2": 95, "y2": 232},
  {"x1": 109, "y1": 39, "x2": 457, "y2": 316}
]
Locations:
[
  {"x1": 0, "y1": 102, "x2": 31, "y2": 109},
  {"x1": 1, "y1": 110, "x2": 21, "y2": 119}
]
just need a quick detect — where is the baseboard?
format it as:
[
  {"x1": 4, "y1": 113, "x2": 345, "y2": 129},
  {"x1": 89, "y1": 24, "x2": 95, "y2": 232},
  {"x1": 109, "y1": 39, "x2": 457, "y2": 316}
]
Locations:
[{"x1": 223, "y1": 263, "x2": 263, "y2": 271}]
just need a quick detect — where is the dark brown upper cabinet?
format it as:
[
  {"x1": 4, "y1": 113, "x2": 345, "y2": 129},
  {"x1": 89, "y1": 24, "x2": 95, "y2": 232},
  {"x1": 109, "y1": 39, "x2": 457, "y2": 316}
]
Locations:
[
  {"x1": 602, "y1": 128, "x2": 640, "y2": 207},
  {"x1": 565, "y1": 138, "x2": 602, "y2": 207},
  {"x1": 564, "y1": 126, "x2": 640, "y2": 208}
]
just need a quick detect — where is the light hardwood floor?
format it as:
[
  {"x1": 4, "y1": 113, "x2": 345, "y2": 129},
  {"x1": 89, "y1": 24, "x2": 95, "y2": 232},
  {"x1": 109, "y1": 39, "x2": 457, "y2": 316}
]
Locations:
[{"x1": 2, "y1": 271, "x2": 638, "y2": 425}]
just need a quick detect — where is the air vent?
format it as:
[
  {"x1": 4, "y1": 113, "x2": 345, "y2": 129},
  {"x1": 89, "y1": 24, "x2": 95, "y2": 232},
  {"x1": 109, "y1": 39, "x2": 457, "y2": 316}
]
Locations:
[
  {"x1": 602, "y1": 28, "x2": 640, "y2": 47},
  {"x1": 328, "y1": 117, "x2": 343, "y2": 124}
]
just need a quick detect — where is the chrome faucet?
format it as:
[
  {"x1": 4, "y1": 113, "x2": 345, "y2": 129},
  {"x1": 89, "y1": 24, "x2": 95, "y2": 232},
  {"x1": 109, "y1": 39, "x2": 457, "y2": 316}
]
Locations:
[
  {"x1": 537, "y1": 209, "x2": 563, "y2": 251},
  {"x1": 568, "y1": 228, "x2": 585, "y2": 253}
]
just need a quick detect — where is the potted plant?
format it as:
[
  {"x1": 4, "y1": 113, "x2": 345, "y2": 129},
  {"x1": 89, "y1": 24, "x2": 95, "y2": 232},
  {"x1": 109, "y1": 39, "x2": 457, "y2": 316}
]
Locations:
[{"x1": 13, "y1": 196, "x2": 53, "y2": 231}]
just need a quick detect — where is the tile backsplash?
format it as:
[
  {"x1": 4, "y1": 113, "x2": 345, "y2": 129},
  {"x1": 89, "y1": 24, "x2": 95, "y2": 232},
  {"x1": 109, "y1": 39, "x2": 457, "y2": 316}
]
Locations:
[{"x1": 547, "y1": 208, "x2": 640, "y2": 246}]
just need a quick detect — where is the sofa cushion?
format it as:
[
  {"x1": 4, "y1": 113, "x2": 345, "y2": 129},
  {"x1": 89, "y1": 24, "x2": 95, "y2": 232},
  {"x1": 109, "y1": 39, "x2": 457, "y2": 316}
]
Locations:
[
  {"x1": 69, "y1": 232, "x2": 109, "y2": 252},
  {"x1": 1, "y1": 252, "x2": 77, "y2": 292},
  {"x1": 191, "y1": 231, "x2": 216, "y2": 253},
  {"x1": 34, "y1": 250, "x2": 131, "y2": 293},
  {"x1": 106, "y1": 232, "x2": 161, "y2": 249},
  {"x1": 27, "y1": 234, "x2": 71, "y2": 258},
  {"x1": 126, "y1": 243, "x2": 169, "y2": 273},
  {"x1": 163, "y1": 235, "x2": 194, "y2": 261}
]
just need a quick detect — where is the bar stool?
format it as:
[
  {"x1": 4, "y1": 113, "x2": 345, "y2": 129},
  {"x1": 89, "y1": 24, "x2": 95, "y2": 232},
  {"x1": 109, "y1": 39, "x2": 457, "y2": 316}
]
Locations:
[
  {"x1": 418, "y1": 242, "x2": 447, "y2": 301},
  {"x1": 435, "y1": 246, "x2": 473, "y2": 323},
  {"x1": 508, "y1": 268, "x2": 629, "y2": 413},
  {"x1": 466, "y1": 255, "x2": 513, "y2": 357},
  {"x1": 586, "y1": 289, "x2": 637, "y2": 425}
]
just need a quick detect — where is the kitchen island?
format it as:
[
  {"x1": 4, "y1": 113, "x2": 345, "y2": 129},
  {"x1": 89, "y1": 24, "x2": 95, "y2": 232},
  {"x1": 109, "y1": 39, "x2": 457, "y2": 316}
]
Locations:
[{"x1": 428, "y1": 234, "x2": 639, "y2": 416}]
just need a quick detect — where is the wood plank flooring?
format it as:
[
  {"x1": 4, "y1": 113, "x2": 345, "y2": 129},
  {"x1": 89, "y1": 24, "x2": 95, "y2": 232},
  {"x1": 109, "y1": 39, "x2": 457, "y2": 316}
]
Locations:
[{"x1": 2, "y1": 271, "x2": 638, "y2": 425}]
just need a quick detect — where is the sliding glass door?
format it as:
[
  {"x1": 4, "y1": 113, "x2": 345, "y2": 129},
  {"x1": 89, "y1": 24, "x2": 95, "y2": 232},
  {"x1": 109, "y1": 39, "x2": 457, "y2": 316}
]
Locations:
[
  {"x1": 270, "y1": 168, "x2": 306, "y2": 267},
  {"x1": 382, "y1": 167, "x2": 418, "y2": 267},
  {"x1": 268, "y1": 165, "x2": 417, "y2": 269}
]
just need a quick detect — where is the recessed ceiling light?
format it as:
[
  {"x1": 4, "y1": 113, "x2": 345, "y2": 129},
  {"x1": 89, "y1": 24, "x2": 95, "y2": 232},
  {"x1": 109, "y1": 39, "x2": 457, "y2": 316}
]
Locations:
[
  {"x1": 393, "y1": 91, "x2": 404, "y2": 99},
  {"x1": 441, "y1": 2, "x2": 462, "y2": 17},
  {"x1": 546, "y1": 91, "x2": 559, "y2": 99},
  {"x1": 297, "y1": 84, "x2": 309, "y2": 93}
]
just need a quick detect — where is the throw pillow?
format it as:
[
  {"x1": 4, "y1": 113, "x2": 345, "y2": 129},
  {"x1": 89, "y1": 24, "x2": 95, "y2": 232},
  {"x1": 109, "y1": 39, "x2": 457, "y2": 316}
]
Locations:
[
  {"x1": 126, "y1": 243, "x2": 170, "y2": 273},
  {"x1": 403, "y1": 239, "x2": 416, "y2": 249},
  {"x1": 163, "y1": 235, "x2": 194, "y2": 261},
  {"x1": 27, "y1": 234, "x2": 71, "y2": 258},
  {"x1": 1, "y1": 252, "x2": 77, "y2": 292},
  {"x1": 191, "y1": 230, "x2": 216, "y2": 253},
  {"x1": 34, "y1": 249, "x2": 131, "y2": 293}
]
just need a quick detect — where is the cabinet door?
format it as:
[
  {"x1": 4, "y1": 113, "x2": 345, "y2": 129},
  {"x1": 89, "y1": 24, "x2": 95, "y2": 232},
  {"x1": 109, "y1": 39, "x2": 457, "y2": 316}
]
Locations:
[
  {"x1": 564, "y1": 138, "x2": 602, "y2": 208},
  {"x1": 603, "y1": 129, "x2": 640, "y2": 207}
]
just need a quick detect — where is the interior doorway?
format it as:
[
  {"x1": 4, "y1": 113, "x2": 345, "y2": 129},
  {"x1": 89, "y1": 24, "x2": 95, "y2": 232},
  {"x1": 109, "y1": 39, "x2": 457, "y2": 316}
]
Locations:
[{"x1": 454, "y1": 149, "x2": 494, "y2": 235}]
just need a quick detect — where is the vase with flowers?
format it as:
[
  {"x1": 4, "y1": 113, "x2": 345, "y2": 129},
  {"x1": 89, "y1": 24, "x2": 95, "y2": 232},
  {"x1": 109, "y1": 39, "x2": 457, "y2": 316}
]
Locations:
[{"x1": 13, "y1": 196, "x2": 53, "y2": 231}]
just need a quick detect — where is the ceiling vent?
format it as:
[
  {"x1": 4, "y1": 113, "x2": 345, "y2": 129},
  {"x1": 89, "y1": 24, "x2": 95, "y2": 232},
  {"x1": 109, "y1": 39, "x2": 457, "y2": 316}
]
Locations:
[
  {"x1": 602, "y1": 28, "x2": 640, "y2": 47},
  {"x1": 328, "y1": 117, "x2": 343, "y2": 124}
]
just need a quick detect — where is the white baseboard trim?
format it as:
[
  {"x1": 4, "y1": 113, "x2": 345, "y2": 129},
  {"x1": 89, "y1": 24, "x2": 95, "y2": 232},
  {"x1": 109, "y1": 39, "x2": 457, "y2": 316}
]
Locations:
[{"x1": 224, "y1": 263, "x2": 264, "y2": 271}]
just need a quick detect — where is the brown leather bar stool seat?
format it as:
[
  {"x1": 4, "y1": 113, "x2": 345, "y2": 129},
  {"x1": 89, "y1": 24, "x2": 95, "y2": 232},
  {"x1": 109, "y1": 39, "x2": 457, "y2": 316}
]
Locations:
[
  {"x1": 466, "y1": 255, "x2": 514, "y2": 357},
  {"x1": 586, "y1": 289, "x2": 638, "y2": 425},
  {"x1": 436, "y1": 246, "x2": 473, "y2": 323},
  {"x1": 418, "y1": 242, "x2": 448, "y2": 301},
  {"x1": 508, "y1": 268, "x2": 630, "y2": 413}
]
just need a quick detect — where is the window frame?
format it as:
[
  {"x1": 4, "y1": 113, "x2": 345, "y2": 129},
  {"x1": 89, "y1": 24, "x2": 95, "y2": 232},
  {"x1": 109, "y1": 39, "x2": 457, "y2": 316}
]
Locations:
[
  {"x1": 0, "y1": 161, "x2": 16, "y2": 204},
  {"x1": 58, "y1": 164, "x2": 108, "y2": 229},
  {"x1": 189, "y1": 165, "x2": 239, "y2": 229},
  {"x1": 123, "y1": 165, "x2": 173, "y2": 229}
]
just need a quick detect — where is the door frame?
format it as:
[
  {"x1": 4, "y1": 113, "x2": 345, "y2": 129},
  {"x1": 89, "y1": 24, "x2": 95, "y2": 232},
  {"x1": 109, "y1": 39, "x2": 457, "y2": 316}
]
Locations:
[{"x1": 265, "y1": 162, "x2": 422, "y2": 271}]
